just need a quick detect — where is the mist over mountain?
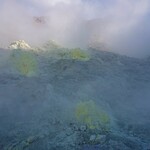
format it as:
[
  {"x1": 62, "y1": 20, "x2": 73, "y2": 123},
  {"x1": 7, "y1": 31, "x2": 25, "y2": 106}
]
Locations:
[{"x1": 0, "y1": 0, "x2": 150, "y2": 57}]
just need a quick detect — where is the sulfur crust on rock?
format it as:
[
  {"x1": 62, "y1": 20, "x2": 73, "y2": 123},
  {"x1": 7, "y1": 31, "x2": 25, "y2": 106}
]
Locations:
[
  {"x1": 75, "y1": 100, "x2": 110, "y2": 129},
  {"x1": 11, "y1": 49, "x2": 38, "y2": 77}
]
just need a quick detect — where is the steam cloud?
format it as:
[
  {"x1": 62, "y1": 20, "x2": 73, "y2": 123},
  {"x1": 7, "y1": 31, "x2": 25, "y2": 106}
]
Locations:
[{"x1": 0, "y1": 0, "x2": 150, "y2": 57}]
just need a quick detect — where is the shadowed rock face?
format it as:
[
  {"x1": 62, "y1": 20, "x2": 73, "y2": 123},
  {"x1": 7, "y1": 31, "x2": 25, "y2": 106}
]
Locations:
[{"x1": 0, "y1": 47, "x2": 150, "y2": 149}]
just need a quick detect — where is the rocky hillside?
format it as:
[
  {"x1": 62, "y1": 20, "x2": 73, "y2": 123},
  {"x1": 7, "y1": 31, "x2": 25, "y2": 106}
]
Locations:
[{"x1": 0, "y1": 42, "x2": 150, "y2": 150}]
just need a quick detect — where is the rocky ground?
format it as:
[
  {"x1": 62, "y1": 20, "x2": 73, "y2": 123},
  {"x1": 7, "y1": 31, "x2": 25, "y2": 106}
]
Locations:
[{"x1": 0, "y1": 43, "x2": 150, "y2": 150}]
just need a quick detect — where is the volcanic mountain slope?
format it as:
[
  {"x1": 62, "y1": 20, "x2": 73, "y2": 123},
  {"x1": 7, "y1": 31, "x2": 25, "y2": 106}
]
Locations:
[{"x1": 0, "y1": 45, "x2": 150, "y2": 150}]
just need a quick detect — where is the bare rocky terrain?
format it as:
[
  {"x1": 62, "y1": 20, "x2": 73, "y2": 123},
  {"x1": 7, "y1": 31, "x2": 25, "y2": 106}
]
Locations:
[{"x1": 0, "y1": 43, "x2": 150, "y2": 150}]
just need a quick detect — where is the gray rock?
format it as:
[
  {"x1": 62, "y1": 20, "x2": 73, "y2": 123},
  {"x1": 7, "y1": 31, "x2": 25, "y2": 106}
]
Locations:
[
  {"x1": 89, "y1": 135, "x2": 96, "y2": 142},
  {"x1": 66, "y1": 128, "x2": 74, "y2": 136},
  {"x1": 96, "y1": 134, "x2": 106, "y2": 143},
  {"x1": 80, "y1": 125, "x2": 87, "y2": 131}
]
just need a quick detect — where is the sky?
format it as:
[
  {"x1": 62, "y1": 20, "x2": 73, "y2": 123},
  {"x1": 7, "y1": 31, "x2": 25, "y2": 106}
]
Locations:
[{"x1": 0, "y1": 0, "x2": 150, "y2": 57}]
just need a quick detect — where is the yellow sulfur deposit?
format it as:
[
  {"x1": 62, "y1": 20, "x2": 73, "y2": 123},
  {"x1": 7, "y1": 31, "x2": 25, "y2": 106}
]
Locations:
[
  {"x1": 11, "y1": 50, "x2": 38, "y2": 77},
  {"x1": 75, "y1": 100, "x2": 110, "y2": 129},
  {"x1": 69, "y1": 48, "x2": 90, "y2": 61}
]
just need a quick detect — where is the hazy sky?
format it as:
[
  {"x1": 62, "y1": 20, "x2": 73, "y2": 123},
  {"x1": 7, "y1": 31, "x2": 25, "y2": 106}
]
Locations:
[{"x1": 0, "y1": 0, "x2": 150, "y2": 57}]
